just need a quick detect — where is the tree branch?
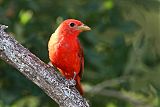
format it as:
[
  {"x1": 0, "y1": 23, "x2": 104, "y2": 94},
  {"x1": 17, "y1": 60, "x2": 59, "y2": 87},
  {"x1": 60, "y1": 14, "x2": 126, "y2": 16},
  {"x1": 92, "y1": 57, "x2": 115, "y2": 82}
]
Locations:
[{"x1": 0, "y1": 25, "x2": 89, "y2": 107}]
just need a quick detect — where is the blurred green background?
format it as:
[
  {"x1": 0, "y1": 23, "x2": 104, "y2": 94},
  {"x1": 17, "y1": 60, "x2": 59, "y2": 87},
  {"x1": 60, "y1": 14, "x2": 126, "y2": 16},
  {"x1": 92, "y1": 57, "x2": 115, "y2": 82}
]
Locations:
[{"x1": 0, "y1": 0, "x2": 160, "y2": 107}]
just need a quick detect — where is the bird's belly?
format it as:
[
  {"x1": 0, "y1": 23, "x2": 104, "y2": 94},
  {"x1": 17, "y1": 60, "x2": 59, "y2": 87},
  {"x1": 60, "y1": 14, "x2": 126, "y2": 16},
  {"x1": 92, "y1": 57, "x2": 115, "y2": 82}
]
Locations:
[{"x1": 51, "y1": 47, "x2": 81, "y2": 78}]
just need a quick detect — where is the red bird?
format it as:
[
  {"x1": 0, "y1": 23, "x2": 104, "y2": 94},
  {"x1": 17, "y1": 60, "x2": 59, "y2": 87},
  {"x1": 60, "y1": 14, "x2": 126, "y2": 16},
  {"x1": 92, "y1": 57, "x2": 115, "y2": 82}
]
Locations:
[{"x1": 48, "y1": 19, "x2": 91, "y2": 95}]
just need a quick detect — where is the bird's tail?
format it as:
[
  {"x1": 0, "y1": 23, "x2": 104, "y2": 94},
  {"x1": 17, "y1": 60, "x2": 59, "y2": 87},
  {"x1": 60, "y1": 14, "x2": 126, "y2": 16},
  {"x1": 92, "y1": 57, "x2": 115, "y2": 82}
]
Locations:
[{"x1": 75, "y1": 76, "x2": 83, "y2": 95}]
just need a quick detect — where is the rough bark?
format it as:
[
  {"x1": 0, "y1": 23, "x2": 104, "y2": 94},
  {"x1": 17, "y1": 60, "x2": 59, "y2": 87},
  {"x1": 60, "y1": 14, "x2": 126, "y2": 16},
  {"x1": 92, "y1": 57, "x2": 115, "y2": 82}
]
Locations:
[{"x1": 0, "y1": 25, "x2": 89, "y2": 107}]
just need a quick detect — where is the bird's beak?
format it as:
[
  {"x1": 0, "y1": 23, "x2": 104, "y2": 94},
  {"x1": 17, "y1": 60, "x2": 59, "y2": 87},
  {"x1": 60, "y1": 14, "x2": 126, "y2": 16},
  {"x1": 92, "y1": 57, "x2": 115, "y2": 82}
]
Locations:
[{"x1": 77, "y1": 24, "x2": 91, "y2": 31}]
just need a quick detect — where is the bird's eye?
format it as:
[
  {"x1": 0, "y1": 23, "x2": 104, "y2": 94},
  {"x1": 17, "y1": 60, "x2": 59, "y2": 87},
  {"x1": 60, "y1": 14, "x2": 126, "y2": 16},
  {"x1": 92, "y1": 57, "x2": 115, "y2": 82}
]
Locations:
[{"x1": 69, "y1": 23, "x2": 75, "y2": 27}]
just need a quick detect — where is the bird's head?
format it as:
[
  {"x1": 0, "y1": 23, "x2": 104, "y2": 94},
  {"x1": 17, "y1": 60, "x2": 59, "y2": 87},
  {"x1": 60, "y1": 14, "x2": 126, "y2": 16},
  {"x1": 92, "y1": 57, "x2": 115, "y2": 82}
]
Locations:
[{"x1": 55, "y1": 19, "x2": 91, "y2": 37}]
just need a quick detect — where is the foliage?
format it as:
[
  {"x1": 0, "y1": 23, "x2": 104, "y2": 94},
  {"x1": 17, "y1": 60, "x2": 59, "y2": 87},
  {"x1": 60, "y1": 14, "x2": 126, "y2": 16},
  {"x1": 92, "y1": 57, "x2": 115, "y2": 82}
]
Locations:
[{"x1": 0, "y1": 0, "x2": 160, "y2": 107}]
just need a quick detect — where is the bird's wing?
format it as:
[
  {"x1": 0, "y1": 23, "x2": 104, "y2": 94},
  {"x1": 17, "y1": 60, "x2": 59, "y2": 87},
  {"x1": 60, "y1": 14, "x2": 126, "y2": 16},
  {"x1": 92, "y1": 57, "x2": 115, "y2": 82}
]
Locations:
[{"x1": 78, "y1": 45, "x2": 84, "y2": 78}]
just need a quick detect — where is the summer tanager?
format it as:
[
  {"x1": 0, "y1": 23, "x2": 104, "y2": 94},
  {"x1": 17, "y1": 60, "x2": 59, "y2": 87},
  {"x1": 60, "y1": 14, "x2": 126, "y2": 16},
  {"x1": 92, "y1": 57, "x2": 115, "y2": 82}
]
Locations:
[{"x1": 48, "y1": 19, "x2": 91, "y2": 95}]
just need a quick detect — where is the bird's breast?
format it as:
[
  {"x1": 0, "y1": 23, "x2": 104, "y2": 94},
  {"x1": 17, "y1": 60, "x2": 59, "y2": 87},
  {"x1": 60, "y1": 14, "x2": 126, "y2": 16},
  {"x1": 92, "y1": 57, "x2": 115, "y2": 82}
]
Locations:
[{"x1": 49, "y1": 37, "x2": 82, "y2": 77}]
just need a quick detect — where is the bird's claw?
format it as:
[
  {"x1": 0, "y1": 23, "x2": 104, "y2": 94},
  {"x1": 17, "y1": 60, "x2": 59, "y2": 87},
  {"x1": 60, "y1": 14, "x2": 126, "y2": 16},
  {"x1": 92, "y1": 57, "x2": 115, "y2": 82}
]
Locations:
[
  {"x1": 64, "y1": 72, "x2": 77, "y2": 86},
  {"x1": 65, "y1": 79, "x2": 76, "y2": 86}
]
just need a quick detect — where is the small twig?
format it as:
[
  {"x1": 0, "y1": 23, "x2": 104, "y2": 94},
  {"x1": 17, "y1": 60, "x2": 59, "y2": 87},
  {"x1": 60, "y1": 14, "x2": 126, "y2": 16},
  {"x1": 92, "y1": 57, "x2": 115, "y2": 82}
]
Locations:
[
  {"x1": 89, "y1": 76, "x2": 127, "y2": 93},
  {"x1": 95, "y1": 89, "x2": 151, "y2": 107}
]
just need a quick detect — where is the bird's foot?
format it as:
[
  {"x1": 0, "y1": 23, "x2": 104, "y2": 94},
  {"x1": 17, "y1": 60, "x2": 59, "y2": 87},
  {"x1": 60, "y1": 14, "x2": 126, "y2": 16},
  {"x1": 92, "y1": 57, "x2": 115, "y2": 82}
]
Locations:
[
  {"x1": 65, "y1": 72, "x2": 76, "y2": 86},
  {"x1": 65, "y1": 79, "x2": 76, "y2": 86}
]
